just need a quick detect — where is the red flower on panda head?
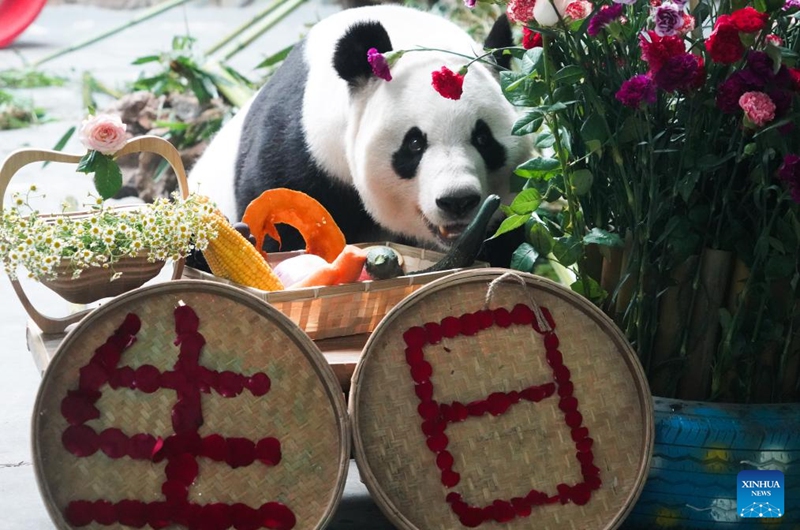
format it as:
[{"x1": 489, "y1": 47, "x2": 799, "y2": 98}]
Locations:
[{"x1": 432, "y1": 66, "x2": 465, "y2": 100}]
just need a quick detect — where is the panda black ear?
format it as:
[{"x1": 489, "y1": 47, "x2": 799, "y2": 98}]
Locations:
[
  {"x1": 333, "y1": 21, "x2": 393, "y2": 88},
  {"x1": 484, "y1": 14, "x2": 513, "y2": 71}
]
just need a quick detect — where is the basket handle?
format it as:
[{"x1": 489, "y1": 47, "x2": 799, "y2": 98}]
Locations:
[{"x1": 0, "y1": 135, "x2": 189, "y2": 335}]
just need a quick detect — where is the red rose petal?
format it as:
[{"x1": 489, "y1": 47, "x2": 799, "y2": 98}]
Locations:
[
  {"x1": 450, "y1": 401, "x2": 468, "y2": 422},
  {"x1": 166, "y1": 453, "x2": 199, "y2": 485},
  {"x1": 91, "y1": 500, "x2": 116, "y2": 525},
  {"x1": 445, "y1": 492, "x2": 462, "y2": 504},
  {"x1": 162, "y1": 479, "x2": 189, "y2": 501},
  {"x1": 544, "y1": 332, "x2": 559, "y2": 350},
  {"x1": 459, "y1": 313, "x2": 479, "y2": 336},
  {"x1": 426, "y1": 433, "x2": 448, "y2": 452},
  {"x1": 405, "y1": 347, "x2": 424, "y2": 365},
  {"x1": 203, "y1": 503, "x2": 232, "y2": 530},
  {"x1": 152, "y1": 436, "x2": 165, "y2": 459},
  {"x1": 231, "y1": 503, "x2": 261, "y2": 530},
  {"x1": 260, "y1": 502, "x2": 296, "y2": 530},
  {"x1": 441, "y1": 316, "x2": 461, "y2": 337},
  {"x1": 227, "y1": 437, "x2": 256, "y2": 468},
  {"x1": 109, "y1": 366, "x2": 135, "y2": 389},
  {"x1": 557, "y1": 483, "x2": 571, "y2": 504},
  {"x1": 541, "y1": 382, "x2": 556, "y2": 397},
  {"x1": 577, "y1": 437, "x2": 594, "y2": 452},
  {"x1": 410, "y1": 361, "x2": 433, "y2": 383},
  {"x1": 256, "y1": 437, "x2": 282, "y2": 466},
  {"x1": 577, "y1": 450, "x2": 594, "y2": 465},
  {"x1": 414, "y1": 380, "x2": 433, "y2": 401},
  {"x1": 491, "y1": 500, "x2": 515, "y2": 523},
  {"x1": 177, "y1": 332, "x2": 204, "y2": 359},
  {"x1": 441, "y1": 468, "x2": 460, "y2": 488},
  {"x1": 424, "y1": 322, "x2": 442, "y2": 344},
  {"x1": 487, "y1": 392, "x2": 511, "y2": 416},
  {"x1": 218, "y1": 371, "x2": 245, "y2": 397},
  {"x1": 79, "y1": 362, "x2": 108, "y2": 391},
  {"x1": 94, "y1": 342, "x2": 122, "y2": 370},
  {"x1": 566, "y1": 410, "x2": 583, "y2": 428},
  {"x1": 165, "y1": 432, "x2": 202, "y2": 457},
  {"x1": 436, "y1": 451, "x2": 454, "y2": 470},
  {"x1": 134, "y1": 364, "x2": 161, "y2": 393},
  {"x1": 542, "y1": 307, "x2": 556, "y2": 330},
  {"x1": 466, "y1": 400, "x2": 487, "y2": 416},
  {"x1": 198, "y1": 367, "x2": 218, "y2": 393},
  {"x1": 570, "y1": 483, "x2": 592, "y2": 505},
  {"x1": 99, "y1": 428, "x2": 128, "y2": 459},
  {"x1": 475, "y1": 310, "x2": 494, "y2": 329},
  {"x1": 511, "y1": 304, "x2": 534, "y2": 325},
  {"x1": 107, "y1": 332, "x2": 132, "y2": 351},
  {"x1": 558, "y1": 381, "x2": 574, "y2": 398},
  {"x1": 174, "y1": 305, "x2": 200, "y2": 334},
  {"x1": 554, "y1": 365, "x2": 571, "y2": 383},
  {"x1": 571, "y1": 427, "x2": 589, "y2": 442},
  {"x1": 582, "y1": 463, "x2": 601, "y2": 477},
  {"x1": 508, "y1": 391, "x2": 520, "y2": 404},
  {"x1": 61, "y1": 394, "x2": 100, "y2": 425},
  {"x1": 526, "y1": 489, "x2": 548, "y2": 506},
  {"x1": 546, "y1": 349, "x2": 563, "y2": 368},
  {"x1": 520, "y1": 386, "x2": 545, "y2": 402},
  {"x1": 118, "y1": 313, "x2": 142, "y2": 335},
  {"x1": 559, "y1": 396, "x2": 578, "y2": 412},
  {"x1": 172, "y1": 395, "x2": 203, "y2": 434},
  {"x1": 147, "y1": 502, "x2": 171, "y2": 530},
  {"x1": 403, "y1": 326, "x2": 427, "y2": 348},
  {"x1": 128, "y1": 433, "x2": 157, "y2": 460},
  {"x1": 65, "y1": 500, "x2": 94, "y2": 527},
  {"x1": 421, "y1": 418, "x2": 445, "y2": 436},
  {"x1": 246, "y1": 372, "x2": 271, "y2": 396},
  {"x1": 116, "y1": 499, "x2": 147, "y2": 528},
  {"x1": 450, "y1": 498, "x2": 469, "y2": 516},
  {"x1": 511, "y1": 497, "x2": 531, "y2": 517},
  {"x1": 418, "y1": 400, "x2": 439, "y2": 420},
  {"x1": 586, "y1": 475, "x2": 602, "y2": 490},
  {"x1": 493, "y1": 308, "x2": 512, "y2": 328},
  {"x1": 458, "y1": 507, "x2": 483, "y2": 527}
]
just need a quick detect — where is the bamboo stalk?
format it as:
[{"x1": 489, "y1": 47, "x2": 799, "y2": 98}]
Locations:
[
  {"x1": 221, "y1": 0, "x2": 307, "y2": 62},
  {"x1": 198, "y1": 60, "x2": 254, "y2": 108},
  {"x1": 614, "y1": 230, "x2": 635, "y2": 318},
  {"x1": 600, "y1": 246, "x2": 623, "y2": 314},
  {"x1": 205, "y1": 0, "x2": 287, "y2": 57},
  {"x1": 32, "y1": 0, "x2": 195, "y2": 68}
]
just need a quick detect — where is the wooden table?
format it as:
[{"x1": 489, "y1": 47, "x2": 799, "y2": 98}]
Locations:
[{"x1": 26, "y1": 320, "x2": 366, "y2": 393}]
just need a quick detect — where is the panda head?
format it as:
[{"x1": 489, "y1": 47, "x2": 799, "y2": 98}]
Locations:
[{"x1": 330, "y1": 14, "x2": 531, "y2": 249}]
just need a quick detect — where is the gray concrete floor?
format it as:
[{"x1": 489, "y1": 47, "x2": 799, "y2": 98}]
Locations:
[{"x1": 0, "y1": 3, "x2": 396, "y2": 528}]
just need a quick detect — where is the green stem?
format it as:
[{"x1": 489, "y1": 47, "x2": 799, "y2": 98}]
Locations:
[
  {"x1": 205, "y1": 0, "x2": 286, "y2": 57},
  {"x1": 31, "y1": 0, "x2": 194, "y2": 68}
]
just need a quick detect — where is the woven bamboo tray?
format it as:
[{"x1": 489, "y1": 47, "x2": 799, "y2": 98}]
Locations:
[
  {"x1": 182, "y1": 242, "x2": 489, "y2": 341},
  {"x1": 350, "y1": 268, "x2": 654, "y2": 530},
  {"x1": 32, "y1": 280, "x2": 349, "y2": 530}
]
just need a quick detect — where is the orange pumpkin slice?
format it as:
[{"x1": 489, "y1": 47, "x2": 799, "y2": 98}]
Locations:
[{"x1": 242, "y1": 188, "x2": 346, "y2": 263}]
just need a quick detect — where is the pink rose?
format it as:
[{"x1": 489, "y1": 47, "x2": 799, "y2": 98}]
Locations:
[{"x1": 79, "y1": 114, "x2": 128, "y2": 155}]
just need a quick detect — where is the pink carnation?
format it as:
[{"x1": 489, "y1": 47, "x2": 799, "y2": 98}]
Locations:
[
  {"x1": 738, "y1": 91, "x2": 776, "y2": 128},
  {"x1": 564, "y1": 0, "x2": 593, "y2": 20},
  {"x1": 507, "y1": 0, "x2": 537, "y2": 24},
  {"x1": 79, "y1": 114, "x2": 128, "y2": 155}
]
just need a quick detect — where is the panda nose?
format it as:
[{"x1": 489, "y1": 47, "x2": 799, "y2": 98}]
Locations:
[{"x1": 436, "y1": 193, "x2": 481, "y2": 218}]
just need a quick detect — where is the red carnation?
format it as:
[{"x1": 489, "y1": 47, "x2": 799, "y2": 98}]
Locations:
[
  {"x1": 431, "y1": 66, "x2": 465, "y2": 100},
  {"x1": 522, "y1": 27, "x2": 543, "y2": 49},
  {"x1": 790, "y1": 68, "x2": 800, "y2": 91},
  {"x1": 639, "y1": 31, "x2": 685, "y2": 74},
  {"x1": 706, "y1": 17, "x2": 745, "y2": 64},
  {"x1": 729, "y1": 6, "x2": 769, "y2": 33}
]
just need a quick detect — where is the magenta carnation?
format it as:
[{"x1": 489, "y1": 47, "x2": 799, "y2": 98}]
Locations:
[
  {"x1": 588, "y1": 4, "x2": 624, "y2": 36},
  {"x1": 654, "y1": 53, "x2": 700, "y2": 92},
  {"x1": 653, "y1": 3, "x2": 685, "y2": 37},
  {"x1": 367, "y1": 48, "x2": 392, "y2": 82},
  {"x1": 616, "y1": 75, "x2": 657, "y2": 108}
]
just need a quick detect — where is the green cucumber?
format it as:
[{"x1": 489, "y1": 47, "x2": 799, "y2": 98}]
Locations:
[
  {"x1": 410, "y1": 194, "x2": 501, "y2": 275},
  {"x1": 365, "y1": 246, "x2": 405, "y2": 280}
]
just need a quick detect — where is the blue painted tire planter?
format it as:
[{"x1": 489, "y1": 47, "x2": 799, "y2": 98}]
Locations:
[{"x1": 623, "y1": 397, "x2": 800, "y2": 529}]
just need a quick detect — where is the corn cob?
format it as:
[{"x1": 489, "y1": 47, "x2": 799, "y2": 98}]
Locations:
[{"x1": 203, "y1": 212, "x2": 284, "y2": 291}]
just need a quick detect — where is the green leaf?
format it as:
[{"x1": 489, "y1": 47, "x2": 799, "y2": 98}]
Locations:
[
  {"x1": 553, "y1": 236, "x2": 582, "y2": 267},
  {"x1": 676, "y1": 171, "x2": 699, "y2": 203},
  {"x1": 78, "y1": 153, "x2": 122, "y2": 200},
  {"x1": 553, "y1": 65, "x2": 583, "y2": 85},
  {"x1": 583, "y1": 227, "x2": 623, "y2": 247},
  {"x1": 765, "y1": 255, "x2": 795, "y2": 280},
  {"x1": 528, "y1": 222, "x2": 554, "y2": 255},
  {"x1": 535, "y1": 132, "x2": 555, "y2": 148},
  {"x1": 491, "y1": 214, "x2": 530, "y2": 239},
  {"x1": 580, "y1": 113, "x2": 607, "y2": 153},
  {"x1": 520, "y1": 48, "x2": 544, "y2": 76},
  {"x1": 515, "y1": 157, "x2": 561, "y2": 180},
  {"x1": 501, "y1": 73, "x2": 547, "y2": 107},
  {"x1": 43, "y1": 126, "x2": 76, "y2": 168},
  {"x1": 570, "y1": 276, "x2": 605, "y2": 304},
  {"x1": 509, "y1": 188, "x2": 542, "y2": 215},
  {"x1": 570, "y1": 169, "x2": 594, "y2": 196},
  {"x1": 256, "y1": 44, "x2": 294, "y2": 69},
  {"x1": 511, "y1": 112, "x2": 544, "y2": 136},
  {"x1": 511, "y1": 242, "x2": 539, "y2": 272},
  {"x1": 131, "y1": 54, "x2": 161, "y2": 65}
]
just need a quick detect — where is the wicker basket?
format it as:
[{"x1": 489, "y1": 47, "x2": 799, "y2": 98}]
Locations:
[
  {"x1": 32, "y1": 280, "x2": 349, "y2": 530},
  {"x1": 183, "y1": 242, "x2": 489, "y2": 341},
  {"x1": 350, "y1": 269, "x2": 654, "y2": 530},
  {"x1": 0, "y1": 136, "x2": 188, "y2": 334}
]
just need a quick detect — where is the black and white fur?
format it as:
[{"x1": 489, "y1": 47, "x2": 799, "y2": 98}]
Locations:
[{"x1": 190, "y1": 6, "x2": 531, "y2": 260}]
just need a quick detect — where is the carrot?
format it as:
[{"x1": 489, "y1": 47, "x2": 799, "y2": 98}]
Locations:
[{"x1": 291, "y1": 245, "x2": 368, "y2": 288}]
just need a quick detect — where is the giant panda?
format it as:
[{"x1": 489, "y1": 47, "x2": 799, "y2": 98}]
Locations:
[{"x1": 190, "y1": 5, "x2": 531, "y2": 265}]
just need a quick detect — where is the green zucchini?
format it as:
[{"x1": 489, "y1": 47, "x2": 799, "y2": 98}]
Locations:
[{"x1": 410, "y1": 194, "x2": 501, "y2": 275}]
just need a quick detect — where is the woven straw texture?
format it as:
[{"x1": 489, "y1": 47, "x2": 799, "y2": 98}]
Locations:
[
  {"x1": 351, "y1": 269, "x2": 653, "y2": 530},
  {"x1": 183, "y1": 242, "x2": 488, "y2": 340},
  {"x1": 33, "y1": 280, "x2": 349, "y2": 530}
]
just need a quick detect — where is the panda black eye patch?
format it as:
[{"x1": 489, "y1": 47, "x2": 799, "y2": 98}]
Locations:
[
  {"x1": 392, "y1": 127, "x2": 428, "y2": 180},
  {"x1": 471, "y1": 119, "x2": 506, "y2": 171}
]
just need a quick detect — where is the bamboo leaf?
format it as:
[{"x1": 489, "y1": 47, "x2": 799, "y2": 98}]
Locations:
[
  {"x1": 43, "y1": 126, "x2": 76, "y2": 168},
  {"x1": 256, "y1": 44, "x2": 294, "y2": 69},
  {"x1": 131, "y1": 54, "x2": 161, "y2": 65}
]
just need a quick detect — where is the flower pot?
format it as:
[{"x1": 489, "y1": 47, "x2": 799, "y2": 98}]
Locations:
[
  {"x1": 42, "y1": 254, "x2": 165, "y2": 305},
  {"x1": 623, "y1": 397, "x2": 800, "y2": 529}
]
